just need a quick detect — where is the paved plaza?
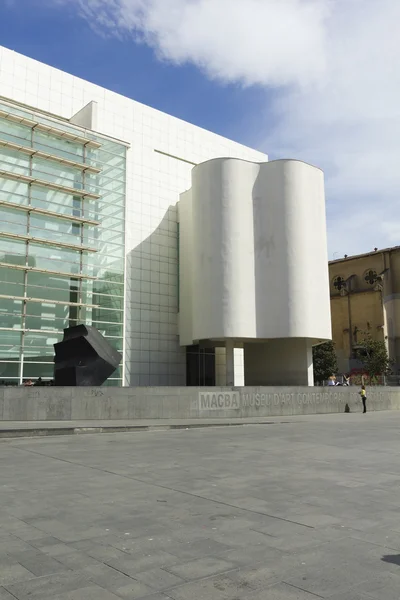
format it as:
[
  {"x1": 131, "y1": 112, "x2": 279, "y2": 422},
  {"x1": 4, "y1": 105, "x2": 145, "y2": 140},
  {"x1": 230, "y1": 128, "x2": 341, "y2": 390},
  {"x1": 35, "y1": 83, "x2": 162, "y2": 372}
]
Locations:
[{"x1": 1, "y1": 412, "x2": 400, "y2": 599}]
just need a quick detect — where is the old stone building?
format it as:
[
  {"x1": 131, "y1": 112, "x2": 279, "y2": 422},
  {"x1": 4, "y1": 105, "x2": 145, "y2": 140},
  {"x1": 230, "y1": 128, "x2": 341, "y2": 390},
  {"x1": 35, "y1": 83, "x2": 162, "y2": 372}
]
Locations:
[{"x1": 329, "y1": 246, "x2": 400, "y2": 375}]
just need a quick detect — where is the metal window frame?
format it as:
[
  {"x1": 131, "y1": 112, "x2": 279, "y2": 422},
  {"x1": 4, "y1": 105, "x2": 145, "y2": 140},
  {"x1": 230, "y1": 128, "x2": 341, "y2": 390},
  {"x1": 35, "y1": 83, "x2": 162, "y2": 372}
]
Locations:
[
  {"x1": 0, "y1": 293, "x2": 99, "y2": 309},
  {"x1": 0, "y1": 109, "x2": 102, "y2": 149},
  {"x1": 0, "y1": 262, "x2": 97, "y2": 280},
  {"x1": 0, "y1": 169, "x2": 101, "y2": 199},
  {"x1": 0, "y1": 230, "x2": 98, "y2": 252},
  {"x1": 0, "y1": 199, "x2": 100, "y2": 226},
  {"x1": 0, "y1": 139, "x2": 102, "y2": 174}
]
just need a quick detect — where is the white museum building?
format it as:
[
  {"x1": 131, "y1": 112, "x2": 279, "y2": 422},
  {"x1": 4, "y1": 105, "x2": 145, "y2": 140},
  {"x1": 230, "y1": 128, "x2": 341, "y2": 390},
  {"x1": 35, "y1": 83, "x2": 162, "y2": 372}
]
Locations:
[{"x1": 0, "y1": 45, "x2": 331, "y2": 387}]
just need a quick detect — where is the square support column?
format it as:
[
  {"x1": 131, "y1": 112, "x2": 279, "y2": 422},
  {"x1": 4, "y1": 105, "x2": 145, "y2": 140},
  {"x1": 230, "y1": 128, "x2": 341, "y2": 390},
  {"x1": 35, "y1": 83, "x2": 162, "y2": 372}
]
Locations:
[{"x1": 225, "y1": 340, "x2": 235, "y2": 386}]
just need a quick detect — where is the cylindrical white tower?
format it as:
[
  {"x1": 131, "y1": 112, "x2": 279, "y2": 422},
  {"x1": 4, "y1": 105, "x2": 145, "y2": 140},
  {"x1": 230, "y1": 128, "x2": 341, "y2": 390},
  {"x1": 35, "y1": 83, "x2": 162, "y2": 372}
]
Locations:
[{"x1": 178, "y1": 158, "x2": 331, "y2": 385}]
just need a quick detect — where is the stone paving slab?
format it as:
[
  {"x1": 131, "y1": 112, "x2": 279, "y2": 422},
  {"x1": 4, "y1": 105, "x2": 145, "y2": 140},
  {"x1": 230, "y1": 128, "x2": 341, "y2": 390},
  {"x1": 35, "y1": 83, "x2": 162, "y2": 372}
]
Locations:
[{"x1": 1, "y1": 411, "x2": 400, "y2": 598}]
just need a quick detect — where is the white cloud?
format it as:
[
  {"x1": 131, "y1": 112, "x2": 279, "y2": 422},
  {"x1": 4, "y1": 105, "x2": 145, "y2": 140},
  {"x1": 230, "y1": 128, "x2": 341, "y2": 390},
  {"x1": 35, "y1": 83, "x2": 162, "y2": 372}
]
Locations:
[
  {"x1": 63, "y1": 0, "x2": 331, "y2": 86},
  {"x1": 54, "y1": 0, "x2": 400, "y2": 256}
]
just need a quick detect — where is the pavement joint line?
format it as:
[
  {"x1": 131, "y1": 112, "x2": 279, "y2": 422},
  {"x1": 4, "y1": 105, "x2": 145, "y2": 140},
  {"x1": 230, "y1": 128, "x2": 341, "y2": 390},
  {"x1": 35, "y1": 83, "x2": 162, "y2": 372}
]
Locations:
[
  {"x1": 283, "y1": 582, "x2": 325, "y2": 598},
  {"x1": 249, "y1": 528, "x2": 277, "y2": 538},
  {"x1": 101, "y1": 560, "x2": 140, "y2": 581},
  {"x1": 2, "y1": 588, "x2": 18, "y2": 600},
  {"x1": 161, "y1": 561, "x2": 240, "y2": 586},
  {"x1": 9, "y1": 444, "x2": 316, "y2": 531}
]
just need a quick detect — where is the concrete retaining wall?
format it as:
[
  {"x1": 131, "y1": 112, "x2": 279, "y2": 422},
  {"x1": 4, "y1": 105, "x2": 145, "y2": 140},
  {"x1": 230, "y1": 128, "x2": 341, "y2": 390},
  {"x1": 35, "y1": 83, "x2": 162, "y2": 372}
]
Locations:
[{"x1": 0, "y1": 386, "x2": 400, "y2": 421}]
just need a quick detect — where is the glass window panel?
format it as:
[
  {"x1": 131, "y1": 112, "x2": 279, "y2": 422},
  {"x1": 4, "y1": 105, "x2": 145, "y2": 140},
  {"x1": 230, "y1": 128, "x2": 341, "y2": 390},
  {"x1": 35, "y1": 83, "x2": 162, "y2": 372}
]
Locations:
[
  {"x1": 80, "y1": 306, "x2": 93, "y2": 325},
  {"x1": 0, "y1": 119, "x2": 31, "y2": 145},
  {"x1": 25, "y1": 301, "x2": 69, "y2": 331},
  {"x1": 91, "y1": 283, "x2": 124, "y2": 298},
  {"x1": 92, "y1": 315, "x2": 124, "y2": 326},
  {"x1": 0, "y1": 281, "x2": 24, "y2": 297},
  {"x1": 28, "y1": 243, "x2": 81, "y2": 273},
  {"x1": 33, "y1": 130, "x2": 84, "y2": 163},
  {"x1": 94, "y1": 218, "x2": 125, "y2": 233},
  {"x1": 0, "y1": 206, "x2": 28, "y2": 235},
  {"x1": 83, "y1": 253, "x2": 124, "y2": 270},
  {"x1": 103, "y1": 379, "x2": 122, "y2": 387},
  {"x1": 98, "y1": 337, "x2": 122, "y2": 353},
  {"x1": 100, "y1": 139, "x2": 126, "y2": 154},
  {"x1": 32, "y1": 157, "x2": 83, "y2": 189},
  {"x1": 97, "y1": 146, "x2": 126, "y2": 164},
  {"x1": 0, "y1": 361, "x2": 20, "y2": 379},
  {"x1": 31, "y1": 187, "x2": 72, "y2": 208},
  {"x1": 95, "y1": 194, "x2": 125, "y2": 210},
  {"x1": 92, "y1": 320, "x2": 123, "y2": 338},
  {"x1": 30, "y1": 213, "x2": 72, "y2": 234},
  {"x1": 0, "y1": 304, "x2": 23, "y2": 329},
  {"x1": 27, "y1": 272, "x2": 80, "y2": 303},
  {"x1": 84, "y1": 257, "x2": 124, "y2": 273},
  {"x1": 0, "y1": 329, "x2": 22, "y2": 356},
  {"x1": 91, "y1": 293, "x2": 124, "y2": 312},
  {"x1": 0, "y1": 178, "x2": 28, "y2": 200},
  {"x1": 0, "y1": 148, "x2": 31, "y2": 176},
  {"x1": 114, "y1": 338, "x2": 123, "y2": 352},
  {"x1": 23, "y1": 363, "x2": 54, "y2": 378},
  {"x1": 0, "y1": 266, "x2": 24, "y2": 288},
  {"x1": 82, "y1": 277, "x2": 124, "y2": 292},
  {"x1": 0, "y1": 316, "x2": 22, "y2": 329},
  {"x1": 95, "y1": 231, "x2": 125, "y2": 247},
  {"x1": 86, "y1": 171, "x2": 125, "y2": 191},
  {"x1": 29, "y1": 214, "x2": 83, "y2": 246},
  {"x1": 29, "y1": 228, "x2": 82, "y2": 247},
  {"x1": 96, "y1": 179, "x2": 126, "y2": 195},
  {"x1": 96, "y1": 164, "x2": 125, "y2": 181},
  {"x1": 23, "y1": 331, "x2": 62, "y2": 357},
  {"x1": 99, "y1": 188, "x2": 125, "y2": 203},
  {"x1": 0, "y1": 239, "x2": 26, "y2": 265},
  {"x1": 85, "y1": 204, "x2": 125, "y2": 221}
]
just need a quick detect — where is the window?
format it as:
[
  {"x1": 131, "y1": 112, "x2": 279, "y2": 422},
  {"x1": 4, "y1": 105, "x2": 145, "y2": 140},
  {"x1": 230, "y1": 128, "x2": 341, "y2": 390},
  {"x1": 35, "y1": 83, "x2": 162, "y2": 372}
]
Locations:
[
  {"x1": 333, "y1": 275, "x2": 346, "y2": 292},
  {"x1": 0, "y1": 103, "x2": 126, "y2": 385},
  {"x1": 364, "y1": 269, "x2": 378, "y2": 285}
]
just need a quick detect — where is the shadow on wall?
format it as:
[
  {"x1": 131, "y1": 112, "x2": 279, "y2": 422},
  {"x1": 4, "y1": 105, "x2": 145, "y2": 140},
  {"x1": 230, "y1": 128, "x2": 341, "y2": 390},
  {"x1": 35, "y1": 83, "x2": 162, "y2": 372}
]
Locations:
[
  {"x1": 253, "y1": 165, "x2": 289, "y2": 337},
  {"x1": 125, "y1": 205, "x2": 186, "y2": 386}
]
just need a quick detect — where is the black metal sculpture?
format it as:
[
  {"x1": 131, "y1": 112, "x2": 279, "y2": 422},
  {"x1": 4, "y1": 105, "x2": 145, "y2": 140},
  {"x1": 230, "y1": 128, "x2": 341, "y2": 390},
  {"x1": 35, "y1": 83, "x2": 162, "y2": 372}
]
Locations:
[{"x1": 53, "y1": 325, "x2": 122, "y2": 386}]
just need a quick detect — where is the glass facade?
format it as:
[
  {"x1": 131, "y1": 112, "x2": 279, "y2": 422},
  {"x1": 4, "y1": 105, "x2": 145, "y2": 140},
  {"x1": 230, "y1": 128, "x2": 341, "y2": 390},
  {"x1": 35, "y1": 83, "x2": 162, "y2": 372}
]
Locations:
[{"x1": 0, "y1": 100, "x2": 126, "y2": 386}]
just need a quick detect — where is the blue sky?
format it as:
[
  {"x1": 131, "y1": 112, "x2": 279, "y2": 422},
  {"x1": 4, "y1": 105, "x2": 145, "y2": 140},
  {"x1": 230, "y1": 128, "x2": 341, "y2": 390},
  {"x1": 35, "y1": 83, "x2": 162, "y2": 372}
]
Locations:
[
  {"x1": 0, "y1": 0, "x2": 267, "y2": 148},
  {"x1": 1, "y1": 0, "x2": 399, "y2": 258}
]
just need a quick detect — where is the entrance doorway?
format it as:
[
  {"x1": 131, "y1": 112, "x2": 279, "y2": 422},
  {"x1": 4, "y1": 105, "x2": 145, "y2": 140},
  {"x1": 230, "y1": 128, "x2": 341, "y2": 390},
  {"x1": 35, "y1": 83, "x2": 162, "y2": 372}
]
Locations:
[{"x1": 186, "y1": 345, "x2": 215, "y2": 386}]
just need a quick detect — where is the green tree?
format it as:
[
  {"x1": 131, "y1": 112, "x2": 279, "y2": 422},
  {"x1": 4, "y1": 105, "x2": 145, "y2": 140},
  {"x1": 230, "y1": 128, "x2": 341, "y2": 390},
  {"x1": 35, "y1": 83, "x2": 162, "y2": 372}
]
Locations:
[
  {"x1": 313, "y1": 341, "x2": 338, "y2": 384},
  {"x1": 356, "y1": 334, "x2": 393, "y2": 379}
]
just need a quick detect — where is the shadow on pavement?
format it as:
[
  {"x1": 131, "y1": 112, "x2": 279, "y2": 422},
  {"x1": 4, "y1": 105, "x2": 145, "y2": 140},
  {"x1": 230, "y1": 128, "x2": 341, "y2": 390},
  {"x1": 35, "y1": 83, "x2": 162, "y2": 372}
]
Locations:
[{"x1": 382, "y1": 554, "x2": 400, "y2": 566}]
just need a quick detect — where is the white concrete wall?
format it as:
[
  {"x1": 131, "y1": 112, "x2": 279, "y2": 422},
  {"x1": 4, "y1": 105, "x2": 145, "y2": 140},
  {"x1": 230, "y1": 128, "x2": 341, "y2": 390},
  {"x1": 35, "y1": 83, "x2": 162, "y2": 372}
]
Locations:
[
  {"x1": 1, "y1": 386, "x2": 399, "y2": 420},
  {"x1": 179, "y1": 158, "x2": 331, "y2": 345},
  {"x1": 0, "y1": 46, "x2": 267, "y2": 386}
]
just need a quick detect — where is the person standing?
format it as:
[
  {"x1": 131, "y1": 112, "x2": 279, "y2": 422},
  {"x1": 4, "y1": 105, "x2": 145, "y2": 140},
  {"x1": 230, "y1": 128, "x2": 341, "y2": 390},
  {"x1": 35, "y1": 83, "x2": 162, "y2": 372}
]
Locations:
[{"x1": 359, "y1": 385, "x2": 367, "y2": 413}]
